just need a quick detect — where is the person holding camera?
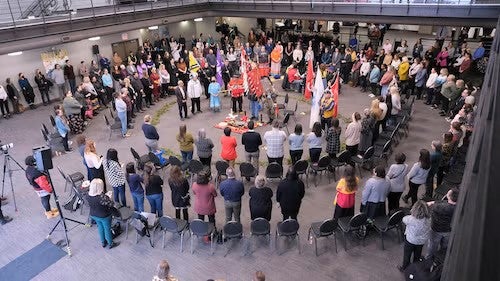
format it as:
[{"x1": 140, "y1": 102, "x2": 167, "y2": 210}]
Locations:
[
  {"x1": 25, "y1": 156, "x2": 59, "y2": 219},
  {"x1": 84, "y1": 139, "x2": 107, "y2": 192}
]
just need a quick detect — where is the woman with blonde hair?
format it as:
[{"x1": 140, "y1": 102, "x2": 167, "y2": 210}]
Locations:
[
  {"x1": 333, "y1": 166, "x2": 359, "y2": 218},
  {"x1": 152, "y1": 260, "x2": 177, "y2": 281},
  {"x1": 249, "y1": 175, "x2": 273, "y2": 220},
  {"x1": 168, "y1": 165, "x2": 190, "y2": 220},
  {"x1": 84, "y1": 139, "x2": 106, "y2": 191},
  {"x1": 87, "y1": 178, "x2": 119, "y2": 249},
  {"x1": 379, "y1": 65, "x2": 395, "y2": 98},
  {"x1": 176, "y1": 124, "x2": 194, "y2": 164}
]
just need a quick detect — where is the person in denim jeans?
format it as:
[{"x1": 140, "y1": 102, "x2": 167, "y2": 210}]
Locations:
[
  {"x1": 103, "y1": 149, "x2": 127, "y2": 207},
  {"x1": 87, "y1": 179, "x2": 120, "y2": 249},
  {"x1": 426, "y1": 188, "x2": 458, "y2": 259},
  {"x1": 143, "y1": 163, "x2": 164, "y2": 217},
  {"x1": 220, "y1": 168, "x2": 244, "y2": 222},
  {"x1": 126, "y1": 162, "x2": 144, "y2": 212}
]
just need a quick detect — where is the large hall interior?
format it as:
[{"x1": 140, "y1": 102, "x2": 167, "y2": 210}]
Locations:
[{"x1": 0, "y1": 1, "x2": 499, "y2": 281}]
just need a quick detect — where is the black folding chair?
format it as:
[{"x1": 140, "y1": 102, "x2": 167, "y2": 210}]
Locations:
[
  {"x1": 104, "y1": 115, "x2": 122, "y2": 140},
  {"x1": 159, "y1": 216, "x2": 189, "y2": 252},
  {"x1": 148, "y1": 152, "x2": 169, "y2": 172},
  {"x1": 308, "y1": 219, "x2": 338, "y2": 256},
  {"x1": 283, "y1": 101, "x2": 298, "y2": 123},
  {"x1": 265, "y1": 162, "x2": 283, "y2": 181},
  {"x1": 189, "y1": 219, "x2": 216, "y2": 255},
  {"x1": 116, "y1": 206, "x2": 134, "y2": 239},
  {"x1": 57, "y1": 166, "x2": 87, "y2": 215},
  {"x1": 338, "y1": 213, "x2": 368, "y2": 251},
  {"x1": 309, "y1": 155, "x2": 332, "y2": 186},
  {"x1": 250, "y1": 218, "x2": 271, "y2": 253},
  {"x1": 57, "y1": 166, "x2": 84, "y2": 193},
  {"x1": 275, "y1": 219, "x2": 300, "y2": 255},
  {"x1": 132, "y1": 212, "x2": 159, "y2": 247},
  {"x1": 215, "y1": 160, "x2": 230, "y2": 189},
  {"x1": 130, "y1": 147, "x2": 151, "y2": 170},
  {"x1": 239, "y1": 162, "x2": 257, "y2": 182},
  {"x1": 351, "y1": 147, "x2": 375, "y2": 178},
  {"x1": 280, "y1": 113, "x2": 291, "y2": 134},
  {"x1": 372, "y1": 210, "x2": 405, "y2": 250},
  {"x1": 222, "y1": 221, "x2": 243, "y2": 256},
  {"x1": 188, "y1": 159, "x2": 205, "y2": 184},
  {"x1": 294, "y1": 160, "x2": 309, "y2": 188},
  {"x1": 330, "y1": 151, "x2": 350, "y2": 181}
]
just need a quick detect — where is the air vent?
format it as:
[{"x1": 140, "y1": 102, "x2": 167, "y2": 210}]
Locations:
[{"x1": 61, "y1": 36, "x2": 71, "y2": 42}]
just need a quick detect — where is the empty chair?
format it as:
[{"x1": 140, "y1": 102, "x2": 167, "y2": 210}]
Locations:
[
  {"x1": 293, "y1": 160, "x2": 309, "y2": 188},
  {"x1": 373, "y1": 140, "x2": 392, "y2": 167},
  {"x1": 130, "y1": 147, "x2": 151, "y2": 170},
  {"x1": 265, "y1": 162, "x2": 283, "y2": 181},
  {"x1": 309, "y1": 155, "x2": 332, "y2": 186},
  {"x1": 132, "y1": 212, "x2": 159, "y2": 247},
  {"x1": 42, "y1": 123, "x2": 59, "y2": 140},
  {"x1": 57, "y1": 166, "x2": 87, "y2": 214},
  {"x1": 276, "y1": 92, "x2": 289, "y2": 110},
  {"x1": 240, "y1": 162, "x2": 258, "y2": 182},
  {"x1": 222, "y1": 221, "x2": 243, "y2": 256},
  {"x1": 330, "y1": 151, "x2": 351, "y2": 181},
  {"x1": 215, "y1": 160, "x2": 230, "y2": 188},
  {"x1": 280, "y1": 113, "x2": 291, "y2": 134},
  {"x1": 57, "y1": 166, "x2": 84, "y2": 193},
  {"x1": 168, "y1": 156, "x2": 183, "y2": 167},
  {"x1": 372, "y1": 210, "x2": 405, "y2": 250},
  {"x1": 250, "y1": 218, "x2": 271, "y2": 252},
  {"x1": 188, "y1": 159, "x2": 204, "y2": 184},
  {"x1": 283, "y1": 101, "x2": 298, "y2": 123},
  {"x1": 351, "y1": 147, "x2": 375, "y2": 178},
  {"x1": 116, "y1": 206, "x2": 134, "y2": 239},
  {"x1": 308, "y1": 219, "x2": 338, "y2": 256},
  {"x1": 189, "y1": 219, "x2": 216, "y2": 255},
  {"x1": 148, "y1": 152, "x2": 169, "y2": 171},
  {"x1": 49, "y1": 115, "x2": 56, "y2": 129},
  {"x1": 338, "y1": 213, "x2": 368, "y2": 251},
  {"x1": 275, "y1": 219, "x2": 300, "y2": 255},
  {"x1": 159, "y1": 216, "x2": 189, "y2": 252},
  {"x1": 109, "y1": 108, "x2": 120, "y2": 122},
  {"x1": 104, "y1": 115, "x2": 122, "y2": 140}
]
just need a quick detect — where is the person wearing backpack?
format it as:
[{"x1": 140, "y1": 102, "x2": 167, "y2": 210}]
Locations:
[{"x1": 25, "y1": 156, "x2": 59, "y2": 219}]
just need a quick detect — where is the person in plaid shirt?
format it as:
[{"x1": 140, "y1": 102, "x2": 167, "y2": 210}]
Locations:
[{"x1": 263, "y1": 121, "x2": 287, "y2": 166}]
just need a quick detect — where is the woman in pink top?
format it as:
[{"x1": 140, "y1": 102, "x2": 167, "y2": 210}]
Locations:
[
  {"x1": 436, "y1": 47, "x2": 449, "y2": 68},
  {"x1": 192, "y1": 170, "x2": 217, "y2": 224}
]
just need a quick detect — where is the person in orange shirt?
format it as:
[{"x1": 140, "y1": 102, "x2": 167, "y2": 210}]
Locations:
[
  {"x1": 228, "y1": 74, "x2": 244, "y2": 113},
  {"x1": 220, "y1": 127, "x2": 237, "y2": 167},
  {"x1": 333, "y1": 166, "x2": 359, "y2": 218}
]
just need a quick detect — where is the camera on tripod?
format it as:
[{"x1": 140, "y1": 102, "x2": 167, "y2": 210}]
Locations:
[{"x1": 0, "y1": 142, "x2": 14, "y2": 153}]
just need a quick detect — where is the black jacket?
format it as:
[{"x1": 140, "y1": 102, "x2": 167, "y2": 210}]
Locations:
[
  {"x1": 169, "y1": 179, "x2": 190, "y2": 208},
  {"x1": 276, "y1": 179, "x2": 305, "y2": 213},
  {"x1": 87, "y1": 193, "x2": 117, "y2": 218},
  {"x1": 249, "y1": 186, "x2": 273, "y2": 213},
  {"x1": 241, "y1": 131, "x2": 262, "y2": 153}
]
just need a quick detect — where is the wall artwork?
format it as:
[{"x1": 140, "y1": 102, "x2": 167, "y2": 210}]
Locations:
[{"x1": 40, "y1": 49, "x2": 69, "y2": 73}]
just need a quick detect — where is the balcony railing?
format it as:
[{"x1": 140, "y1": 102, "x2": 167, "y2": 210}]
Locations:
[{"x1": 1, "y1": 0, "x2": 499, "y2": 30}]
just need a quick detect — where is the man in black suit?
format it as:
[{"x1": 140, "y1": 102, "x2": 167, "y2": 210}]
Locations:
[{"x1": 175, "y1": 80, "x2": 188, "y2": 120}]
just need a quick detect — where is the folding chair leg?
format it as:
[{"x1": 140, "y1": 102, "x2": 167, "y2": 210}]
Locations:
[
  {"x1": 297, "y1": 233, "x2": 301, "y2": 254},
  {"x1": 125, "y1": 220, "x2": 129, "y2": 240},
  {"x1": 210, "y1": 233, "x2": 215, "y2": 255},
  {"x1": 380, "y1": 232, "x2": 385, "y2": 250},
  {"x1": 314, "y1": 236, "x2": 318, "y2": 256},
  {"x1": 190, "y1": 234, "x2": 194, "y2": 254},
  {"x1": 162, "y1": 231, "x2": 166, "y2": 249},
  {"x1": 334, "y1": 234, "x2": 338, "y2": 253},
  {"x1": 342, "y1": 231, "x2": 347, "y2": 251},
  {"x1": 180, "y1": 232, "x2": 184, "y2": 253}
]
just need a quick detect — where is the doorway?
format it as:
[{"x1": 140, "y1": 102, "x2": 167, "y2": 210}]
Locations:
[{"x1": 111, "y1": 39, "x2": 140, "y2": 61}]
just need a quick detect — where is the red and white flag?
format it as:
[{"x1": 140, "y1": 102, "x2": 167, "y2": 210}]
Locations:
[
  {"x1": 304, "y1": 58, "x2": 313, "y2": 100},
  {"x1": 240, "y1": 47, "x2": 249, "y2": 93},
  {"x1": 330, "y1": 72, "x2": 340, "y2": 118}
]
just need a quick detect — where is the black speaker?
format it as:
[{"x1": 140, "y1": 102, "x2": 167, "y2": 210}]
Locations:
[
  {"x1": 92, "y1": 44, "x2": 100, "y2": 55},
  {"x1": 33, "y1": 146, "x2": 53, "y2": 171}
]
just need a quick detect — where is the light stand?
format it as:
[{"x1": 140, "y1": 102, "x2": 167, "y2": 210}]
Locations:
[
  {"x1": 1, "y1": 150, "x2": 25, "y2": 211},
  {"x1": 45, "y1": 169, "x2": 86, "y2": 256}
]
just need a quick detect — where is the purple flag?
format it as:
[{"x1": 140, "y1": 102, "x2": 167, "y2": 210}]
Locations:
[{"x1": 216, "y1": 49, "x2": 224, "y2": 88}]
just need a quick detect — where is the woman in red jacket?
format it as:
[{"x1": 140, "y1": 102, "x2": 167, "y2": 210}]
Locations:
[
  {"x1": 333, "y1": 166, "x2": 359, "y2": 218},
  {"x1": 192, "y1": 170, "x2": 217, "y2": 224},
  {"x1": 150, "y1": 67, "x2": 161, "y2": 102},
  {"x1": 220, "y1": 127, "x2": 237, "y2": 167}
]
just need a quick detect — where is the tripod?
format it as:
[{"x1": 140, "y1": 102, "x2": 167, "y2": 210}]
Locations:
[
  {"x1": 45, "y1": 170, "x2": 86, "y2": 256},
  {"x1": 1, "y1": 151, "x2": 25, "y2": 211}
]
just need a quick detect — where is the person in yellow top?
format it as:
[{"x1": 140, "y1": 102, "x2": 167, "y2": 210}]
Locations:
[
  {"x1": 398, "y1": 56, "x2": 410, "y2": 97},
  {"x1": 320, "y1": 90, "x2": 335, "y2": 131},
  {"x1": 333, "y1": 166, "x2": 359, "y2": 218},
  {"x1": 176, "y1": 124, "x2": 194, "y2": 165}
]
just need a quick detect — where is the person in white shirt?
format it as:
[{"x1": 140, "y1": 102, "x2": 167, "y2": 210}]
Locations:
[
  {"x1": 424, "y1": 67, "x2": 439, "y2": 105},
  {"x1": 292, "y1": 44, "x2": 303, "y2": 63},
  {"x1": 378, "y1": 96, "x2": 389, "y2": 131},
  {"x1": 187, "y1": 73, "x2": 203, "y2": 114},
  {"x1": 391, "y1": 54, "x2": 401, "y2": 71},
  {"x1": 115, "y1": 91, "x2": 130, "y2": 137},
  {"x1": 0, "y1": 85, "x2": 10, "y2": 118},
  {"x1": 359, "y1": 59, "x2": 371, "y2": 92},
  {"x1": 389, "y1": 86, "x2": 402, "y2": 127},
  {"x1": 344, "y1": 112, "x2": 362, "y2": 157},
  {"x1": 263, "y1": 121, "x2": 288, "y2": 167},
  {"x1": 84, "y1": 139, "x2": 107, "y2": 191},
  {"x1": 51, "y1": 64, "x2": 66, "y2": 99}
]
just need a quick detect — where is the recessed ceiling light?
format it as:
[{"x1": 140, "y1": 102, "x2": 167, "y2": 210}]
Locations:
[
  {"x1": 7, "y1": 51, "x2": 23, "y2": 56},
  {"x1": 194, "y1": 18, "x2": 203, "y2": 22},
  {"x1": 88, "y1": 36, "x2": 101, "y2": 41},
  {"x1": 27, "y1": 16, "x2": 36, "y2": 20},
  {"x1": 148, "y1": 26, "x2": 158, "y2": 30}
]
